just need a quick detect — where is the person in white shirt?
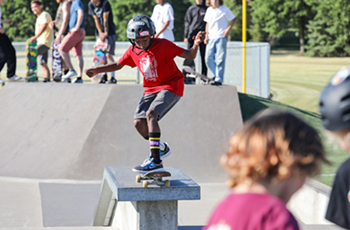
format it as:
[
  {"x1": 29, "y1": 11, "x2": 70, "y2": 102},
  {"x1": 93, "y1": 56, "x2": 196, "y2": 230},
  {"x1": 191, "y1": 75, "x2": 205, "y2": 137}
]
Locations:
[
  {"x1": 151, "y1": 0, "x2": 174, "y2": 42},
  {"x1": 204, "y1": 0, "x2": 236, "y2": 85}
]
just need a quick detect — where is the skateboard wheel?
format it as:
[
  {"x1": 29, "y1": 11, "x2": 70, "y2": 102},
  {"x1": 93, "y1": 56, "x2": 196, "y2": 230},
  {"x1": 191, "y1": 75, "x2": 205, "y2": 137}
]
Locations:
[
  {"x1": 143, "y1": 180, "x2": 148, "y2": 188},
  {"x1": 136, "y1": 175, "x2": 141, "y2": 183},
  {"x1": 165, "y1": 180, "x2": 170, "y2": 188}
]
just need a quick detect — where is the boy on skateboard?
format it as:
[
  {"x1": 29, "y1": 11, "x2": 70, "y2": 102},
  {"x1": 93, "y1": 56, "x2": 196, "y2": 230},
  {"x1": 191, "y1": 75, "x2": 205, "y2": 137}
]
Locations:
[{"x1": 85, "y1": 15, "x2": 205, "y2": 172}]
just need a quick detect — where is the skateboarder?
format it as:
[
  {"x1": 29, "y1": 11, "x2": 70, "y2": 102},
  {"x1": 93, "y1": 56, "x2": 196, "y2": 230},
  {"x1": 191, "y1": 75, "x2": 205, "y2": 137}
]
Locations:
[
  {"x1": 88, "y1": 0, "x2": 117, "y2": 84},
  {"x1": 30, "y1": 0, "x2": 53, "y2": 83},
  {"x1": 85, "y1": 15, "x2": 205, "y2": 172},
  {"x1": 0, "y1": 0, "x2": 21, "y2": 85},
  {"x1": 204, "y1": 109, "x2": 328, "y2": 230},
  {"x1": 319, "y1": 66, "x2": 350, "y2": 229}
]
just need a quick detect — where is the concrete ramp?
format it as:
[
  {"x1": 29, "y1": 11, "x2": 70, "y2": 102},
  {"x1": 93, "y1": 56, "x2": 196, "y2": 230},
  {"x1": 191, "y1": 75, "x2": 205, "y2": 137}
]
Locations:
[{"x1": 0, "y1": 83, "x2": 242, "y2": 183}]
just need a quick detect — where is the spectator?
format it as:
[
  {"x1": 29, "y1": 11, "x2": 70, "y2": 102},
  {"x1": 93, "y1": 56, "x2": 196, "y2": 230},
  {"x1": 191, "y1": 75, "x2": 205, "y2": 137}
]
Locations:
[
  {"x1": 319, "y1": 66, "x2": 350, "y2": 229},
  {"x1": 151, "y1": 0, "x2": 174, "y2": 42},
  {"x1": 88, "y1": 0, "x2": 117, "y2": 84},
  {"x1": 60, "y1": 0, "x2": 85, "y2": 83},
  {"x1": 85, "y1": 15, "x2": 205, "y2": 172},
  {"x1": 30, "y1": 0, "x2": 53, "y2": 83},
  {"x1": 183, "y1": 0, "x2": 208, "y2": 84},
  {"x1": 204, "y1": 109, "x2": 328, "y2": 230},
  {"x1": 0, "y1": 0, "x2": 21, "y2": 85},
  {"x1": 49, "y1": 0, "x2": 72, "y2": 81},
  {"x1": 204, "y1": 0, "x2": 236, "y2": 85}
]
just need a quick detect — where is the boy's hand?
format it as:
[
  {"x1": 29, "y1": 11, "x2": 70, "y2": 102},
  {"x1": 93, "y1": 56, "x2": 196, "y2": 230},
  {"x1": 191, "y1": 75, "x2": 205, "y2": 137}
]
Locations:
[
  {"x1": 85, "y1": 68, "x2": 98, "y2": 78},
  {"x1": 194, "y1": 31, "x2": 206, "y2": 45}
]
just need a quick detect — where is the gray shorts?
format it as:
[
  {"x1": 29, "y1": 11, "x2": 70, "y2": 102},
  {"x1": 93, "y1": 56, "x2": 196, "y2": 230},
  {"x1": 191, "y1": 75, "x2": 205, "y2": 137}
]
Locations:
[
  {"x1": 37, "y1": 44, "x2": 50, "y2": 64},
  {"x1": 96, "y1": 34, "x2": 116, "y2": 55},
  {"x1": 134, "y1": 90, "x2": 181, "y2": 121}
]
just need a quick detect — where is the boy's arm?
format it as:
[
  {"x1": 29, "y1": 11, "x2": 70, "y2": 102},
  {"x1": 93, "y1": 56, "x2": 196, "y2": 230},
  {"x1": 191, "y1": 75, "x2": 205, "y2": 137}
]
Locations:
[
  {"x1": 71, "y1": 8, "x2": 83, "y2": 32},
  {"x1": 101, "y1": 11, "x2": 109, "y2": 41},
  {"x1": 55, "y1": 1, "x2": 71, "y2": 44},
  {"x1": 179, "y1": 31, "x2": 205, "y2": 60},
  {"x1": 30, "y1": 21, "x2": 48, "y2": 43},
  {"x1": 155, "y1": 20, "x2": 170, "y2": 38},
  {"x1": 92, "y1": 15, "x2": 104, "y2": 37},
  {"x1": 223, "y1": 17, "x2": 236, "y2": 38},
  {"x1": 85, "y1": 61, "x2": 124, "y2": 78}
]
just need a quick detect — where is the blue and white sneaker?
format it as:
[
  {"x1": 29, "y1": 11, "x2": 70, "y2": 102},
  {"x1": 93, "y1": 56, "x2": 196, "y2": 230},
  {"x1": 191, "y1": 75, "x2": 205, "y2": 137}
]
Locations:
[
  {"x1": 132, "y1": 158, "x2": 163, "y2": 173},
  {"x1": 160, "y1": 142, "x2": 171, "y2": 159}
]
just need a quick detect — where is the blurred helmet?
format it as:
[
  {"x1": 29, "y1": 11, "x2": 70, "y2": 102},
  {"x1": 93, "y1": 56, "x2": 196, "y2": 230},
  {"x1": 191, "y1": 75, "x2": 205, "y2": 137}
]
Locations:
[
  {"x1": 127, "y1": 15, "x2": 156, "y2": 42},
  {"x1": 319, "y1": 66, "x2": 350, "y2": 131}
]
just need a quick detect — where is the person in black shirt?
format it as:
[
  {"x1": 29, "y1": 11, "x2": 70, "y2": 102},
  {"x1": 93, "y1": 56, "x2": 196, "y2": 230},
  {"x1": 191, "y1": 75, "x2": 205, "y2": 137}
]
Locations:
[
  {"x1": 88, "y1": 0, "x2": 117, "y2": 84},
  {"x1": 319, "y1": 66, "x2": 350, "y2": 229},
  {"x1": 183, "y1": 0, "x2": 207, "y2": 84}
]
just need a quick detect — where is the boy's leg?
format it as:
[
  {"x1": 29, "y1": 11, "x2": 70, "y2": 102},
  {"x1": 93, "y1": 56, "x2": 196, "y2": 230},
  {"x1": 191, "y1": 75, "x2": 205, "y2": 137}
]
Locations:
[
  {"x1": 71, "y1": 29, "x2": 85, "y2": 80},
  {"x1": 37, "y1": 44, "x2": 50, "y2": 80},
  {"x1": 205, "y1": 38, "x2": 217, "y2": 78},
  {"x1": 215, "y1": 38, "x2": 228, "y2": 83},
  {"x1": 107, "y1": 35, "x2": 117, "y2": 83}
]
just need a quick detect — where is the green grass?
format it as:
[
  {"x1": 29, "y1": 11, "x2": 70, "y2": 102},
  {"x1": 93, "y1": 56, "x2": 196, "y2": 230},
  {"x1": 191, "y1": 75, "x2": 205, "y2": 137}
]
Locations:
[{"x1": 240, "y1": 51, "x2": 350, "y2": 186}]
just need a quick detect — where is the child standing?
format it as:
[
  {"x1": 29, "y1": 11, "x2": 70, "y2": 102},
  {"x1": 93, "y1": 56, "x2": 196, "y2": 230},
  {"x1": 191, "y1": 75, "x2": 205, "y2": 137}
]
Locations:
[
  {"x1": 319, "y1": 65, "x2": 350, "y2": 229},
  {"x1": 85, "y1": 15, "x2": 205, "y2": 172},
  {"x1": 204, "y1": 109, "x2": 328, "y2": 230}
]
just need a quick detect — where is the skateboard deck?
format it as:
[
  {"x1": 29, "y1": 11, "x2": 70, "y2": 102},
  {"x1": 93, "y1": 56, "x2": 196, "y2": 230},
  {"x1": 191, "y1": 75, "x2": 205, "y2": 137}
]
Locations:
[
  {"x1": 183, "y1": 59, "x2": 196, "y2": 84},
  {"x1": 91, "y1": 39, "x2": 107, "y2": 83},
  {"x1": 52, "y1": 41, "x2": 63, "y2": 82},
  {"x1": 25, "y1": 39, "x2": 38, "y2": 82},
  {"x1": 183, "y1": 65, "x2": 214, "y2": 84},
  {"x1": 136, "y1": 170, "x2": 171, "y2": 188}
]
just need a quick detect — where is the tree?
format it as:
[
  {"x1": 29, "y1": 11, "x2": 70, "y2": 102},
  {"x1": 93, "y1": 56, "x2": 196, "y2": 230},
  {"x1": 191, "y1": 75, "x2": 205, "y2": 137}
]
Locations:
[
  {"x1": 249, "y1": 0, "x2": 314, "y2": 53},
  {"x1": 305, "y1": 0, "x2": 350, "y2": 57}
]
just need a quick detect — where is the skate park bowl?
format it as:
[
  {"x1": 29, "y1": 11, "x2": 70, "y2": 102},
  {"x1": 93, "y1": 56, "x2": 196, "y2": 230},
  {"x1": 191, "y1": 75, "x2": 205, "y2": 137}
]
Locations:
[
  {"x1": 0, "y1": 83, "x2": 342, "y2": 230},
  {"x1": 0, "y1": 83, "x2": 243, "y2": 229}
]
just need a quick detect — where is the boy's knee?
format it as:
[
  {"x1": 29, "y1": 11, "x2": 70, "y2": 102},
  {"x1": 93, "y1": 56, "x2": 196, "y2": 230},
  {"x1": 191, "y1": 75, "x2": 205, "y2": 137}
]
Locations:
[{"x1": 146, "y1": 110, "x2": 158, "y2": 121}]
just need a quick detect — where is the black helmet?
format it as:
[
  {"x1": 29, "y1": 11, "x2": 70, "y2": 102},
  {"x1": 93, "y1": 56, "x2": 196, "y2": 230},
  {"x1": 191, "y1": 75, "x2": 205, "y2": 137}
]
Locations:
[
  {"x1": 319, "y1": 66, "x2": 350, "y2": 131},
  {"x1": 127, "y1": 15, "x2": 156, "y2": 43}
]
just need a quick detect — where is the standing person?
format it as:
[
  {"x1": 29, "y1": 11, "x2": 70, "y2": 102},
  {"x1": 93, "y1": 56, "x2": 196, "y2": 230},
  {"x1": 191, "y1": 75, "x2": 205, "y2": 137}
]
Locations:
[
  {"x1": 30, "y1": 0, "x2": 53, "y2": 83},
  {"x1": 0, "y1": 0, "x2": 21, "y2": 85},
  {"x1": 49, "y1": 0, "x2": 72, "y2": 80},
  {"x1": 204, "y1": 0, "x2": 236, "y2": 85},
  {"x1": 183, "y1": 0, "x2": 208, "y2": 84},
  {"x1": 59, "y1": 0, "x2": 85, "y2": 83},
  {"x1": 85, "y1": 15, "x2": 205, "y2": 172},
  {"x1": 151, "y1": 0, "x2": 174, "y2": 42},
  {"x1": 319, "y1": 66, "x2": 350, "y2": 229},
  {"x1": 204, "y1": 109, "x2": 328, "y2": 230},
  {"x1": 88, "y1": 0, "x2": 117, "y2": 84}
]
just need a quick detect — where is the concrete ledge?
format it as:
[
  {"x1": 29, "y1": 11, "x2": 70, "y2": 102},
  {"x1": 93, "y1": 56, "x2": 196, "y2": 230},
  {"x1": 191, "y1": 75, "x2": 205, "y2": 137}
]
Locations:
[
  {"x1": 288, "y1": 178, "x2": 334, "y2": 225},
  {"x1": 94, "y1": 167, "x2": 200, "y2": 230}
]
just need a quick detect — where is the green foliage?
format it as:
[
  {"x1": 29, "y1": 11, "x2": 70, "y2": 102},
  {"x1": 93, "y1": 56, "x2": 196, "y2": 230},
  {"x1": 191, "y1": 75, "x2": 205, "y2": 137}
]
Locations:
[
  {"x1": 305, "y1": 0, "x2": 350, "y2": 57},
  {"x1": 225, "y1": 0, "x2": 242, "y2": 41}
]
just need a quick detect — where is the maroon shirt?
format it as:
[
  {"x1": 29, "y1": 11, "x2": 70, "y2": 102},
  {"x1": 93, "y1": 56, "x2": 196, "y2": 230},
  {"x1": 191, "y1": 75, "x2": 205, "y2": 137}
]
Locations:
[{"x1": 204, "y1": 192, "x2": 299, "y2": 230}]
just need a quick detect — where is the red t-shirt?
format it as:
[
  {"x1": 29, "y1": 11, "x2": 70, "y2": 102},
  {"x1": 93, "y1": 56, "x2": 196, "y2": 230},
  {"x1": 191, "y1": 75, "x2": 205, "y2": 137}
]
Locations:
[
  {"x1": 118, "y1": 38, "x2": 185, "y2": 96},
  {"x1": 203, "y1": 193, "x2": 299, "y2": 230}
]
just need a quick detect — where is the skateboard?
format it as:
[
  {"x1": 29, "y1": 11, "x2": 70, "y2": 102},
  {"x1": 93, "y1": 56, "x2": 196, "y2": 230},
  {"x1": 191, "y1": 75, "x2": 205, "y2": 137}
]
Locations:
[
  {"x1": 183, "y1": 65, "x2": 214, "y2": 85},
  {"x1": 25, "y1": 39, "x2": 38, "y2": 82},
  {"x1": 136, "y1": 170, "x2": 171, "y2": 188},
  {"x1": 183, "y1": 59, "x2": 196, "y2": 84},
  {"x1": 91, "y1": 39, "x2": 107, "y2": 83},
  {"x1": 52, "y1": 41, "x2": 63, "y2": 82}
]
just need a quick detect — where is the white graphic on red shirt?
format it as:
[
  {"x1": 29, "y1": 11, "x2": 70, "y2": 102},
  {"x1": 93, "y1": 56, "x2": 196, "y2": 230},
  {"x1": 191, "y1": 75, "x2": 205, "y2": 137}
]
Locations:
[{"x1": 139, "y1": 55, "x2": 158, "y2": 82}]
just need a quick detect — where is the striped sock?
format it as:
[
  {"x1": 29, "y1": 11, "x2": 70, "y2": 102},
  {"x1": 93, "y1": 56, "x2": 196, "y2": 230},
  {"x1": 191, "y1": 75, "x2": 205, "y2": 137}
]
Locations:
[{"x1": 149, "y1": 132, "x2": 161, "y2": 164}]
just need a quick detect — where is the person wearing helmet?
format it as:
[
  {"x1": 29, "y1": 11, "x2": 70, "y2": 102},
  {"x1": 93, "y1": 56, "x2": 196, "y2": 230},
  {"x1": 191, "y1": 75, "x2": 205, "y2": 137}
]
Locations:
[
  {"x1": 319, "y1": 65, "x2": 350, "y2": 229},
  {"x1": 85, "y1": 15, "x2": 206, "y2": 172}
]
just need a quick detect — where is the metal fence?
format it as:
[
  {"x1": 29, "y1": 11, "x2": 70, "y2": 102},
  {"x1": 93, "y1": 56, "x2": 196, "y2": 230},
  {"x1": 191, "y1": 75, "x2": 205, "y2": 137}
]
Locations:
[{"x1": 10, "y1": 41, "x2": 270, "y2": 98}]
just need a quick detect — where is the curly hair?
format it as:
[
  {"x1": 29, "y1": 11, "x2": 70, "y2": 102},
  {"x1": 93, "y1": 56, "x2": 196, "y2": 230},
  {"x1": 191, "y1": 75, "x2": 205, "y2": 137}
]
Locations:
[
  {"x1": 221, "y1": 109, "x2": 328, "y2": 188},
  {"x1": 206, "y1": 0, "x2": 224, "y2": 7}
]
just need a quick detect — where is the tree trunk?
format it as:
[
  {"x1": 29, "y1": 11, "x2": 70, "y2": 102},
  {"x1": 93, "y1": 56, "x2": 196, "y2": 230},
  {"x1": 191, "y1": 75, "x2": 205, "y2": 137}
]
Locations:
[{"x1": 299, "y1": 17, "x2": 305, "y2": 54}]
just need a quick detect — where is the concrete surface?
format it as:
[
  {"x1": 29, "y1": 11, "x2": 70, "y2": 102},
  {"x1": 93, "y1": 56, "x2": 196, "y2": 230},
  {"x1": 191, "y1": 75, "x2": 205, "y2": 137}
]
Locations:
[
  {"x1": 0, "y1": 83, "x2": 243, "y2": 183},
  {"x1": 0, "y1": 83, "x2": 342, "y2": 230}
]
